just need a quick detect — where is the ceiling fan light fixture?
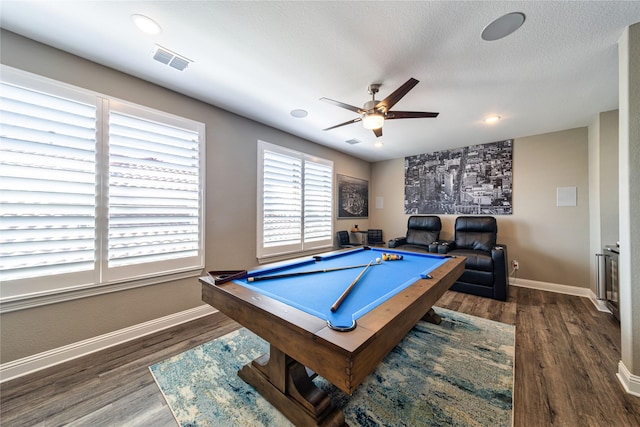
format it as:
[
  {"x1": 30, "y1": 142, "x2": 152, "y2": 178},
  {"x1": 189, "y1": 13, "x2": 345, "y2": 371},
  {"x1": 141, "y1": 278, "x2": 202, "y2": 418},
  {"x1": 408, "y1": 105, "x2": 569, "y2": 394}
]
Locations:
[
  {"x1": 362, "y1": 113, "x2": 384, "y2": 130},
  {"x1": 320, "y1": 78, "x2": 438, "y2": 135}
]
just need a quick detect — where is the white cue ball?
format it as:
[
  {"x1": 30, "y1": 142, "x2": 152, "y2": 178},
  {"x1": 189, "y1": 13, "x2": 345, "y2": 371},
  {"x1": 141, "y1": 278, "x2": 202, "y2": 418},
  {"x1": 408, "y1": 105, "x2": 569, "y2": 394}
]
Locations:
[{"x1": 376, "y1": 257, "x2": 381, "y2": 263}]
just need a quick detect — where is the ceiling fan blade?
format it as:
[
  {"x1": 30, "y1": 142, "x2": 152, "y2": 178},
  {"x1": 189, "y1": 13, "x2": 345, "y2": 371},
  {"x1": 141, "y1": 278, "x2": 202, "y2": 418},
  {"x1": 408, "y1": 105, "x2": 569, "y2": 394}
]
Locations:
[
  {"x1": 320, "y1": 97, "x2": 362, "y2": 113},
  {"x1": 323, "y1": 117, "x2": 362, "y2": 131},
  {"x1": 375, "y1": 78, "x2": 419, "y2": 112},
  {"x1": 386, "y1": 111, "x2": 439, "y2": 119},
  {"x1": 373, "y1": 127, "x2": 383, "y2": 137}
]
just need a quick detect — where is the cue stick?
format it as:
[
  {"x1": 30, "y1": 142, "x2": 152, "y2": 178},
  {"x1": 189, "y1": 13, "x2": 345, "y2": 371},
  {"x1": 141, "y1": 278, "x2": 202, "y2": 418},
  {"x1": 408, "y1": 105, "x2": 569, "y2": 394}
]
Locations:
[
  {"x1": 330, "y1": 260, "x2": 375, "y2": 313},
  {"x1": 247, "y1": 260, "x2": 380, "y2": 282}
]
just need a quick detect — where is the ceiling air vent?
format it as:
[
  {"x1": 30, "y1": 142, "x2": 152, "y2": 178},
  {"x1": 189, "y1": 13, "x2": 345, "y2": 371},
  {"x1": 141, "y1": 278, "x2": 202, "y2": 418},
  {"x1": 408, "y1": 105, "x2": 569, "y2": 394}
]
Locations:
[
  {"x1": 345, "y1": 138, "x2": 361, "y2": 145},
  {"x1": 151, "y1": 45, "x2": 192, "y2": 71}
]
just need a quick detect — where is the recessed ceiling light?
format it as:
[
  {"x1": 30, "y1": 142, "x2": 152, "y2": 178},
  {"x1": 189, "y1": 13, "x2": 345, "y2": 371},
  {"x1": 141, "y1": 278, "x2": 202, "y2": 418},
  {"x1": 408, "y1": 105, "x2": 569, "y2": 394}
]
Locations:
[
  {"x1": 481, "y1": 12, "x2": 525, "y2": 41},
  {"x1": 374, "y1": 139, "x2": 384, "y2": 148},
  {"x1": 485, "y1": 115, "x2": 501, "y2": 123},
  {"x1": 131, "y1": 14, "x2": 162, "y2": 35},
  {"x1": 290, "y1": 109, "x2": 308, "y2": 118}
]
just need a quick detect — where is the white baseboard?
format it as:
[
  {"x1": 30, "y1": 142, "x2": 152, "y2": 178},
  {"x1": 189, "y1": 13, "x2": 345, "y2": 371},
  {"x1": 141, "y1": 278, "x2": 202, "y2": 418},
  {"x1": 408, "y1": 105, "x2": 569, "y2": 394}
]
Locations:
[
  {"x1": 0, "y1": 305, "x2": 218, "y2": 383},
  {"x1": 509, "y1": 277, "x2": 592, "y2": 297},
  {"x1": 617, "y1": 360, "x2": 640, "y2": 397},
  {"x1": 589, "y1": 294, "x2": 613, "y2": 313}
]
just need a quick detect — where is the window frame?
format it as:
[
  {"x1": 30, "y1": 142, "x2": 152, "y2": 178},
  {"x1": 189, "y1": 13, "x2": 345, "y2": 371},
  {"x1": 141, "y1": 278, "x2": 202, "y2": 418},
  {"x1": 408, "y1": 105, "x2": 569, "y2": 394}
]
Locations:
[
  {"x1": 0, "y1": 66, "x2": 206, "y2": 312},
  {"x1": 257, "y1": 140, "x2": 333, "y2": 260}
]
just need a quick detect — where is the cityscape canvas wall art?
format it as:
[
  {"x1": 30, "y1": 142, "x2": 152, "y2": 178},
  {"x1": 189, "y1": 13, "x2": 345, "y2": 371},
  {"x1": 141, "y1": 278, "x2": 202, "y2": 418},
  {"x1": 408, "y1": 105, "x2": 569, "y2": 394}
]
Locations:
[
  {"x1": 404, "y1": 140, "x2": 513, "y2": 215},
  {"x1": 337, "y1": 174, "x2": 369, "y2": 218}
]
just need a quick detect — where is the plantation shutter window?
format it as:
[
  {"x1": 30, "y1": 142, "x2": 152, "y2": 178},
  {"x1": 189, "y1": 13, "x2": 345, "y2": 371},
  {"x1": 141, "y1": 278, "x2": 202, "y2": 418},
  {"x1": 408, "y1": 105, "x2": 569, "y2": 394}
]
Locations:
[
  {"x1": 257, "y1": 140, "x2": 333, "y2": 259},
  {"x1": 0, "y1": 67, "x2": 205, "y2": 304},
  {"x1": 106, "y1": 107, "x2": 203, "y2": 282},
  {"x1": 0, "y1": 81, "x2": 98, "y2": 290},
  {"x1": 303, "y1": 159, "x2": 333, "y2": 247},
  {"x1": 262, "y1": 150, "x2": 302, "y2": 249}
]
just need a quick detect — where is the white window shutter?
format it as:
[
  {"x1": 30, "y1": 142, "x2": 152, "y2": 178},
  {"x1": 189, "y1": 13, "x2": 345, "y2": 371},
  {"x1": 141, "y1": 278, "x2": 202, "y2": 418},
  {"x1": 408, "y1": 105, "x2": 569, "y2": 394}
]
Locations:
[
  {"x1": 303, "y1": 159, "x2": 333, "y2": 246},
  {"x1": 0, "y1": 82, "x2": 98, "y2": 283},
  {"x1": 260, "y1": 149, "x2": 302, "y2": 256},
  {"x1": 106, "y1": 109, "x2": 203, "y2": 280}
]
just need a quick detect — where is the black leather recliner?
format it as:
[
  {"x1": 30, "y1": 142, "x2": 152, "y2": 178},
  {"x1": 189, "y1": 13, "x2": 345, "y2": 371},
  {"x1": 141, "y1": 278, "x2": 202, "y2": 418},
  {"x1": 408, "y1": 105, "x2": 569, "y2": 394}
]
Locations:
[
  {"x1": 388, "y1": 216, "x2": 446, "y2": 253},
  {"x1": 443, "y1": 216, "x2": 509, "y2": 301}
]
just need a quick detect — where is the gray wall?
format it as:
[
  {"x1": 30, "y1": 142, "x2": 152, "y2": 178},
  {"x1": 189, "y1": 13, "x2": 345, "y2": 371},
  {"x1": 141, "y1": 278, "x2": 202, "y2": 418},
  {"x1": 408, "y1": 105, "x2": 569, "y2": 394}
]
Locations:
[
  {"x1": 0, "y1": 31, "x2": 371, "y2": 363},
  {"x1": 588, "y1": 109, "x2": 620, "y2": 297},
  {"x1": 370, "y1": 127, "x2": 591, "y2": 289},
  {"x1": 599, "y1": 110, "x2": 620, "y2": 247}
]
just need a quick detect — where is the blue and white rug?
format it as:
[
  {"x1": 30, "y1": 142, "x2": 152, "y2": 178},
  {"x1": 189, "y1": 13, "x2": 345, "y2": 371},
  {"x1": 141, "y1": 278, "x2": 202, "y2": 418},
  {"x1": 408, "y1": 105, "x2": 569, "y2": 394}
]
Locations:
[{"x1": 150, "y1": 308, "x2": 515, "y2": 426}]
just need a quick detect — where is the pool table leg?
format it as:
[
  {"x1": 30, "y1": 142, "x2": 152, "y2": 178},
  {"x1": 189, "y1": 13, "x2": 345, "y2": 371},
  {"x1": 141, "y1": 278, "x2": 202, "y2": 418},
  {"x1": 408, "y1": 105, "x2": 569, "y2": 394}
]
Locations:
[
  {"x1": 422, "y1": 307, "x2": 442, "y2": 325},
  {"x1": 238, "y1": 344, "x2": 348, "y2": 427}
]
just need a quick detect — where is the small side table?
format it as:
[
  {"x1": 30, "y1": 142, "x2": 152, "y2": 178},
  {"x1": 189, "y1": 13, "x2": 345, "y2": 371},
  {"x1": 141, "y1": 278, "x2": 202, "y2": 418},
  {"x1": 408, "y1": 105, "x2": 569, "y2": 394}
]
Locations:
[{"x1": 351, "y1": 230, "x2": 368, "y2": 245}]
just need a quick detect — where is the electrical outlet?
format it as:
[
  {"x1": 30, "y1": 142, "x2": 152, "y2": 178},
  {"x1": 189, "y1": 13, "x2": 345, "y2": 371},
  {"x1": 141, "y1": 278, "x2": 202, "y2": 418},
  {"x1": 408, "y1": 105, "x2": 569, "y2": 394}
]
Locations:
[{"x1": 512, "y1": 260, "x2": 519, "y2": 271}]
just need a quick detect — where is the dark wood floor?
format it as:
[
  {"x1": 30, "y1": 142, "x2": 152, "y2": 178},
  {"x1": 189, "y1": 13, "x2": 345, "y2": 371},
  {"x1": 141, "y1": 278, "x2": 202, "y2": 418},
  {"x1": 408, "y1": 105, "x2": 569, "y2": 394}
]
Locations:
[{"x1": 1, "y1": 287, "x2": 639, "y2": 426}]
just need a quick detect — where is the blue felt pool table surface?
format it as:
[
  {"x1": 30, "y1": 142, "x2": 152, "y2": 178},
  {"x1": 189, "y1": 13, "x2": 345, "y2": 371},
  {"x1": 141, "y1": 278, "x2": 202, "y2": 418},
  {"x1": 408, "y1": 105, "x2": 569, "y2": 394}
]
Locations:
[{"x1": 233, "y1": 247, "x2": 448, "y2": 330}]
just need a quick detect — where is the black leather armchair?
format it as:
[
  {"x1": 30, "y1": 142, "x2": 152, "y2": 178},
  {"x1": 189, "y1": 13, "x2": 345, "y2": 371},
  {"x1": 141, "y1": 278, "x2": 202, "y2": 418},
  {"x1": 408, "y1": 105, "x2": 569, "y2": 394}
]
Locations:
[
  {"x1": 388, "y1": 216, "x2": 446, "y2": 253},
  {"x1": 337, "y1": 230, "x2": 361, "y2": 248},
  {"x1": 443, "y1": 216, "x2": 509, "y2": 301}
]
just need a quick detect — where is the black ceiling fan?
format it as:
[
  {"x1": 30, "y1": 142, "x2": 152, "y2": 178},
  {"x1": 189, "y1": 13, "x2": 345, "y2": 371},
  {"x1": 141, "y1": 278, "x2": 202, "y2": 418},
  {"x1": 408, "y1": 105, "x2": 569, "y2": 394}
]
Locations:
[{"x1": 320, "y1": 78, "x2": 439, "y2": 137}]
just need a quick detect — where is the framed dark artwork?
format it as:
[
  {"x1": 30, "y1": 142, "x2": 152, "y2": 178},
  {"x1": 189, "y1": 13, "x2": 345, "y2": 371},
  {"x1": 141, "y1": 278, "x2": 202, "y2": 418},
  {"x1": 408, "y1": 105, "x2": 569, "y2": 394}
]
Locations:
[
  {"x1": 337, "y1": 174, "x2": 369, "y2": 218},
  {"x1": 404, "y1": 139, "x2": 513, "y2": 215}
]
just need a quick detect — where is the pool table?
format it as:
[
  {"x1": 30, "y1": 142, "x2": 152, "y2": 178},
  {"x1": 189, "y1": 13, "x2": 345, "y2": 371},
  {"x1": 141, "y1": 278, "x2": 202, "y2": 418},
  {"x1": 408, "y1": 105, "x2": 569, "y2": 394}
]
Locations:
[{"x1": 200, "y1": 247, "x2": 465, "y2": 427}]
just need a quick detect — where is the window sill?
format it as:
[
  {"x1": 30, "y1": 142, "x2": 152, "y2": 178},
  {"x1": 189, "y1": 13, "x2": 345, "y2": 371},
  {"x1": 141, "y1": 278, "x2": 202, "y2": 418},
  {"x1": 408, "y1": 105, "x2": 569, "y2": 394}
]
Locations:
[
  {"x1": 256, "y1": 244, "x2": 336, "y2": 265},
  {"x1": 0, "y1": 268, "x2": 203, "y2": 314}
]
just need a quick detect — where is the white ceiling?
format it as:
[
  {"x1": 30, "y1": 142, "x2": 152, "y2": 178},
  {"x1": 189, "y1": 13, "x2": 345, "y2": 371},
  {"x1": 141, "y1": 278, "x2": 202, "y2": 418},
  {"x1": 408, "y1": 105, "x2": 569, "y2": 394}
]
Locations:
[{"x1": 2, "y1": 1, "x2": 640, "y2": 162}]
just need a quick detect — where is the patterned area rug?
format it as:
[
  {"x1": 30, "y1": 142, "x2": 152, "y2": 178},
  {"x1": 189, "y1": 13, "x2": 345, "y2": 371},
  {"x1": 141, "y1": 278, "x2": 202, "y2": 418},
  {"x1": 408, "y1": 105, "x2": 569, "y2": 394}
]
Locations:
[{"x1": 150, "y1": 308, "x2": 515, "y2": 427}]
